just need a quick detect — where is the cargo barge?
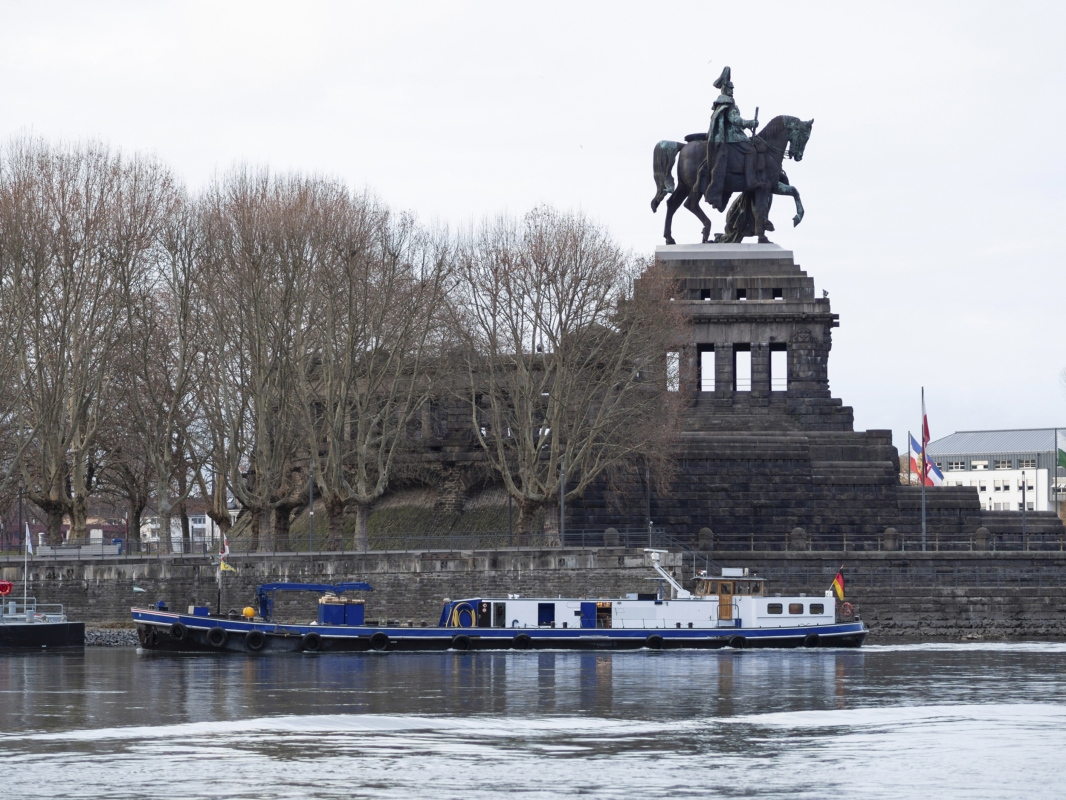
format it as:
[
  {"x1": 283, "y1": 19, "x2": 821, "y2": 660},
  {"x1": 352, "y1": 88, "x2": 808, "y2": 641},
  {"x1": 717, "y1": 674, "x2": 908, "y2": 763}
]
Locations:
[{"x1": 132, "y1": 551, "x2": 866, "y2": 652}]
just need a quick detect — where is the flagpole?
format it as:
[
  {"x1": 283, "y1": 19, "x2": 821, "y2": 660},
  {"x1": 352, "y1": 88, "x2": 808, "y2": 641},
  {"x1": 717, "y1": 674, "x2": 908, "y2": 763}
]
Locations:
[
  {"x1": 24, "y1": 522, "x2": 30, "y2": 614},
  {"x1": 921, "y1": 388, "x2": 927, "y2": 552}
]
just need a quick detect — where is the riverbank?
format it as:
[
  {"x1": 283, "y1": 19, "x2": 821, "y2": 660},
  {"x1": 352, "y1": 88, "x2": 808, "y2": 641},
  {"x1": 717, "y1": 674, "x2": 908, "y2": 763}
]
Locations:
[{"x1": 6, "y1": 548, "x2": 1066, "y2": 641}]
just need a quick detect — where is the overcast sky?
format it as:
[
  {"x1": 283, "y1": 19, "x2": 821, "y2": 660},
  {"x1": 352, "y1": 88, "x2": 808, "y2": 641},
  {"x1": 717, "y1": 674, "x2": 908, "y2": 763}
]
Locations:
[{"x1": 2, "y1": 1, "x2": 1064, "y2": 452}]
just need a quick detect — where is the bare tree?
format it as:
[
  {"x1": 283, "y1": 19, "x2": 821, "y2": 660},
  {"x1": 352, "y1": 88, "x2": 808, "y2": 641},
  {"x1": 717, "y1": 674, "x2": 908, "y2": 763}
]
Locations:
[
  {"x1": 3, "y1": 138, "x2": 173, "y2": 543},
  {"x1": 115, "y1": 189, "x2": 205, "y2": 551},
  {"x1": 452, "y1": 207, "x2": 683, "y2": 544},
  {"x1": 201, "y1": 168, "x2": 318, "y2": 553},
  {"x1": 299, "y1": 192, "x2": 452, "y2": 550}
]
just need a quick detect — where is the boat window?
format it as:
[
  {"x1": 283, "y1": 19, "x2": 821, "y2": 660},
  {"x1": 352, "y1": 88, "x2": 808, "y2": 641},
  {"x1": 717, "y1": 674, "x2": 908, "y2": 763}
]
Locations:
[
  {"x1": 596, "y1": 601, "x2": 612, "y2": 629},
  {"x1": 753, "y1": 583, "x2": 764, "y2": 596},
  {"x1": 767, "y1": 603, "x2": 783, "y2": 614},
  {"x1": 788, "y1": 603, "x2": 804, "y2": 614},
  {"x1": 719, "y1": 582, "x2": 732, "y2": 594},
  {"x1": 493, "y1": 602, "x2": 506, "y2": 628},
  {"x1": 810, "y1": 604, "x2": 824, "y2": 614}
]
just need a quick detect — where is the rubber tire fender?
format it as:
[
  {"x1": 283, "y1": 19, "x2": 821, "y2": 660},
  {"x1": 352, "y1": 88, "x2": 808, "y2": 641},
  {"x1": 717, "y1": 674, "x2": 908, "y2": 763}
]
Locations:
[
  {"x1": 512, "y1": 633, "x2": 532, "y2": 650},
  {"x1": 369, "y1": 632, "x2": 390, "y2": 651},
  {"x1": 728, "y1": 635, "x2": 746, "y2": 649},
  {"x1": 206, "y1": 626, "x2": 229, "y2": 648},
  {"x1": 803, "y1": 633, "x2": 820, "y2": 648},
  {"x1": 450, "y1": 634, "x2": 471, "y2": 651},
  {"x1": 645, "y1": 634, "x2": 664, "y2": 650},
  {"x1": 301, "y1": 632, "x2": 323, "y2": 652},
  {"x1": 169, "y1": 622, "x2": 188, "y2": 642},
  {"x1": 245, "y1": 630, "x2": 267, "y2": 652}
]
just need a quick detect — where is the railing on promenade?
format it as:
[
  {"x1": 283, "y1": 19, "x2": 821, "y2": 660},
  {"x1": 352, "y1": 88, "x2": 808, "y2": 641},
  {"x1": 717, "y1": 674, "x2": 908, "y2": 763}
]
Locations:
[{"x1": 1, "y1": 526, "x2": 1063, "y2": 561}]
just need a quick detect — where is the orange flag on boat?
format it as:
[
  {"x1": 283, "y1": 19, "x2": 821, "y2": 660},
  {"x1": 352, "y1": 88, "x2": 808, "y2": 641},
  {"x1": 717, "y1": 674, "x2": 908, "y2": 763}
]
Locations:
[{"x1": 831, "y1": 568, "x2": 845, "y2": 601}]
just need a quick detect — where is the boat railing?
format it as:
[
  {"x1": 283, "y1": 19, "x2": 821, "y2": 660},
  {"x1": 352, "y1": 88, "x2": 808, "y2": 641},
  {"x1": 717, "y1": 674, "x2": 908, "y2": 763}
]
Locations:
[{"x1": 0, "y1": 598, "x2": 67, "y2": 623}]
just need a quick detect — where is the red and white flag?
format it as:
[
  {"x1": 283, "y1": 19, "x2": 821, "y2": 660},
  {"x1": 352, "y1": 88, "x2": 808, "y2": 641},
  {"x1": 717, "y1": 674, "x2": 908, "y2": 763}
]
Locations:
[{"x1": 918, "y1": 388, "x2": 943, "y2": 486}]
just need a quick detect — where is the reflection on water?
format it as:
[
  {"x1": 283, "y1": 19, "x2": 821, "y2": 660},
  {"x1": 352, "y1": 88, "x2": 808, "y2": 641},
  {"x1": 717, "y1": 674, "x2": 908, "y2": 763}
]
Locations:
[{"x1": 1, "y1": 645, "x2": 1065, "y2": 799}]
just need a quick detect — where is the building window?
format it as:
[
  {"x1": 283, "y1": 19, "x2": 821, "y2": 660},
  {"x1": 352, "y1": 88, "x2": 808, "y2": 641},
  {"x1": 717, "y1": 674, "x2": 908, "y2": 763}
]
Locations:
[
  {"x1": 809, "y1": 604, "x2": 824, "y2": 615},
  {"x1": 700, "y1": 289, "x2": 711, "y2": 301},
  {"x1": 788, "y1": 603, "x2": 804, "y2": 614},
  {"x1": 948, "y1": 461, "x2": 966, "y2": 471},
  {"x1": 979, "y1": 481, "x2": 987, "y2": 492},
  {"x1": 1017, "y1": 478, "x2": 1034, "y2": 491},
  {"x1": 994, "y1": 459, "x2": 1012, "y2": 470},
  {"x1": 766, "y1": 603, "x2": 783, "y2": 614},
  {"x1": 735, "y1": 347, "x2": 751, "y2": 391},
  {"x1": 972, "y1": 460, "x2": 988, "y2": 470},
  {"x1": 736, "y1": 288, "x2": 747, "y2": 301},
  {"x1": 772, "y1": 288, "x2": 783, "y2": 300},
  {"x1": 1020, "y1": 458, "x2": 1036, "y2": 469},
  {"x1": 993, "y1": 480, "x2": 1002, "y2": 492},
  {"x1": 770, "y1": 348, "x2": 787, "y2": 391},
  {"x1": 700, "y1": 349, "x2": 715, "y2": 392}
]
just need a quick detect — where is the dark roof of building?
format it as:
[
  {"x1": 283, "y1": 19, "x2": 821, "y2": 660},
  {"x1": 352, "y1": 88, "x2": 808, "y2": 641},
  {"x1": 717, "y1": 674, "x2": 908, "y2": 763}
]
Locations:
[{"x1": 927, "y1": 428, "x2": 1062, "y2": 456}]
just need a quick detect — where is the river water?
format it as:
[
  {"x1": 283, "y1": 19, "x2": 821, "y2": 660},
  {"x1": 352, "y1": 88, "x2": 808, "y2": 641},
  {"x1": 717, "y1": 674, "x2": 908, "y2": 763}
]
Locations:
[{"x1": 1, "y1": 643, "x2": 1065, "y2": 799}]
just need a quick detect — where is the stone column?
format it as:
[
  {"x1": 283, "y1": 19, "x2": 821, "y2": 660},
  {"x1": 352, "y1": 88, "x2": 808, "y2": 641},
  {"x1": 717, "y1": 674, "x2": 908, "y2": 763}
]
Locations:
[
  {"x1": 788, "y1": 327, "x2": 831, "y2": 398},
  {"x1": 715, "y1": 342, "x2": 734, "y2": 397},
  {"x1": 679, "y1": 343, "x2": 698, "y2": 406},
  {"x1": 750, "y1": 342, "x2": 770, "y2": 400}
]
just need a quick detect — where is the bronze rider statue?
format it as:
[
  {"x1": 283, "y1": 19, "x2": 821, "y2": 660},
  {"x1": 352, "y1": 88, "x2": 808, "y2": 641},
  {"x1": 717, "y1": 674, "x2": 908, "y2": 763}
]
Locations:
[{"x1": 702, "y1": 66, "x2": 759, "y2": 212}]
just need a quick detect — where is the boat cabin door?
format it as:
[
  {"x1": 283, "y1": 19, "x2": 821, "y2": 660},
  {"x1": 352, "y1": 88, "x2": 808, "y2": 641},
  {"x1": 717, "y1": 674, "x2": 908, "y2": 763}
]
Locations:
[
  {"x1": 718, "y1": 582, "x2": 733, "y2": 621},
  {"x1": 579, "y1": 602, "x2": 596, "y2": 629}
]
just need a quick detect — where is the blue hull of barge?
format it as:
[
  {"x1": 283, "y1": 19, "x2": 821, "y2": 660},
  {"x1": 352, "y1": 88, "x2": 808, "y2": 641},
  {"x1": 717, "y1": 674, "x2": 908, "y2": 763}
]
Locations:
[{"x1": 132, "y1": 608, "x2": 867, "y2": 652}]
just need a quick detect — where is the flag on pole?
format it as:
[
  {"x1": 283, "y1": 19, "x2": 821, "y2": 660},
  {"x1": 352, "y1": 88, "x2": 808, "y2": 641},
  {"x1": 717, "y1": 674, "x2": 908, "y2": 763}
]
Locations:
[
  {"x1": 25, "y1": 523, "x2": 33, "y2": 556},
  {"x1": 831, "y1": 568, "x2": 845, "y2": 601},
  {"x1": 218, "y1": 532, "x2": 235, "y2": 571},
  {"x1": 910, "y1": 434, "x2": 944, "y2": 486}
]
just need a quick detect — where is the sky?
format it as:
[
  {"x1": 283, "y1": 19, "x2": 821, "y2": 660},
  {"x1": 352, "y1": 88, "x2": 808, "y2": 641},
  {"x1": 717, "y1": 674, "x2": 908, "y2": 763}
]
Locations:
[{"x1": 1, "y1": 1, "x2": 1064, "y2": 452}]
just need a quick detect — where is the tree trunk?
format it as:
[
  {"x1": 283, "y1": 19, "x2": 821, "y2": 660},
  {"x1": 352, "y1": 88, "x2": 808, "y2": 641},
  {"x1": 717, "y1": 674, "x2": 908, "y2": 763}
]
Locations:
[
  {"x1": 512, "y1": 500, "x2": 538, "y2": 547},
  {"x1": 256, "y1": 507, "x2": 274, "y2": 553},
  {"x1": 542, "y1": 503, "x2": 561, "y2": 548},
  {"x1": 354, "y1": 503, "x2": 370, "y2": 552},
  {"x1": 158, "y1": 511, "x2": 173, "y2": 554},
  {"x1": 129, "y1": 499, "x2": 145, "y2": 548},
  {"x1": 273, "y1": 506, "x2": 293, "y2": 552},
  {"x1": 180, "y1": 506, "x2": 191, "y2": 553},
  {"x1": 45, "y1": 510, "x2": 65, "y2": 547},
  {"x1": 248, "y1": 508, "x2": 262, "y2": 552},
  {"x1": 71, "y1": 492, "x2": 89, "y2": 540},
  {"x1": 325, "y1": 495, "x2": 346, "y2": 551}
]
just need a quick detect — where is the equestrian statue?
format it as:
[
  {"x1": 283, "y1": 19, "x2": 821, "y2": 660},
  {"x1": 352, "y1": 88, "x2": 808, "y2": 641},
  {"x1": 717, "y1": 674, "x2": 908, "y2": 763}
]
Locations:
[{"x1": 651, "y1": 66, "x2": 814, "y2": 245}]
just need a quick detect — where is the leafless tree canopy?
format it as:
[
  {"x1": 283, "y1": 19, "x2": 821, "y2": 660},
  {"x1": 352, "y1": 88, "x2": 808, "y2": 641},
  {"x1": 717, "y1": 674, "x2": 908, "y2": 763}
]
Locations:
[
  {"x1": 452, "y1": 208, "x2": 683, "y2": 542},
  {"x1": 0, "y1": 140, "x2": 681, "y2": 549}
]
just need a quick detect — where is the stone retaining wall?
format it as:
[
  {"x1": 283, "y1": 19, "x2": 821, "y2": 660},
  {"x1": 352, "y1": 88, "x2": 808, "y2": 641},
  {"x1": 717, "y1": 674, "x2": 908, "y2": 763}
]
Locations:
[{"x1": 6, "y1": 548, "x2": 1066, "y2": 641}]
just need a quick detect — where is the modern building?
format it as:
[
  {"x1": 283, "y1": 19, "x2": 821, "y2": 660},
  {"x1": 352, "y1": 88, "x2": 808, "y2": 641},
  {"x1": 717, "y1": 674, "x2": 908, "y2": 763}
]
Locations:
[{"x1": 926, "y1": 428, "x2": 1066, "y2": 518}]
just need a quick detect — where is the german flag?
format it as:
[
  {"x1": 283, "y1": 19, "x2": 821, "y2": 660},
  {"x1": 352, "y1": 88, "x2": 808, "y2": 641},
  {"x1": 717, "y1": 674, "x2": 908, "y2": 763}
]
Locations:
[{"x1": 831, "y1": 567, "x2": 845, "y2": 601}]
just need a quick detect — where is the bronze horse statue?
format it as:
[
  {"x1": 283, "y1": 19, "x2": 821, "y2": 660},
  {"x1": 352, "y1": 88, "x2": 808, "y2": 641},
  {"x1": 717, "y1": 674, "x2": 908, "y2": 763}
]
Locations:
[{"x1": 651, "y1": 115, "x2": 813, "y2": 245}]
